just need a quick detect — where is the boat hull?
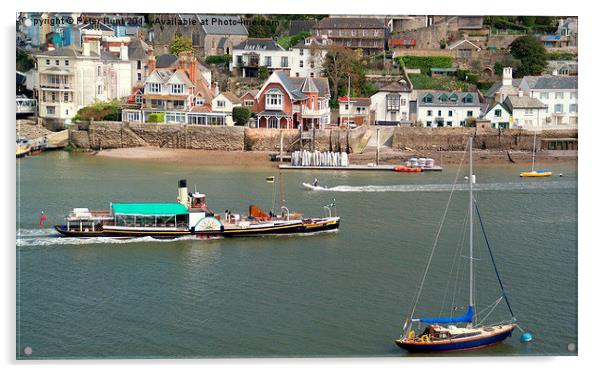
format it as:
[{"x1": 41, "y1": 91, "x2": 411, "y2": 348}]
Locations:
[
  {"x1": 223, "y1": 218, "x2": 340, "y2": 237},
  {"x1": 395, "y1": 325, "x2": 515, "y2": 352},
  {"x1": 54, "y1": 225, "x2": 222, "y2": 239},
  {"x1": 520, "y1": 171, "x2": 552, "y2": 177}
]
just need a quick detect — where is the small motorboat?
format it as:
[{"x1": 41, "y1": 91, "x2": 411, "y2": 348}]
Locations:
[
  {"x1": 302, "y1": 182, "x2": 329, "y2": 191},
  {"x1": 393, "y1": 165, "x2": 422, "y2": 173}
]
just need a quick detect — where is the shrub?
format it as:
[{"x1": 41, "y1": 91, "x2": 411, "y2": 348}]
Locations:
[
  {"x1": 73, "y1": 99, "x2": 121, "y2": 121},
  {"x1": 232, "y1": 106, "x2": 251, "y2": 126},
  {"x1": 147, "y1": 113, "x2": 165, "y2": 123},
  {"x1": 205, "y1": 54, "x2": 232, "y2": 65},
  {"x1": 401, "y1": 56, "x2": 453, "y2": 74},
  {"x1": 259, "y1": 66, "x2": 269, "y2": 80}
]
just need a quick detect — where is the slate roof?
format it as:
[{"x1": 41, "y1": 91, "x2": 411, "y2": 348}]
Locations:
[
  {"x1": 315, "y1": 17, "x2": 385, "y2": 29},
  {"x1": 378, "y1": 80, "x2": 412, "y2": 93},
  {"x1": 418, "y1": 91, "x2": 480, "y2": 107},
  {"x1": 300, "y1": 77, "x2": 319, "y2": 93},
  {"x1": 128, "y1": 38, "x2": 150, "y2": 60},
  {"x1": 504, "y1": 96, "x2": 547, "y2": 110},
  {"x1": 234, "y1": 38, "x2": 284, "y2": 51},
  {"x1": 156, "y1": 54, "x2": 179, "y2": 68},
  {"x1": 274, "y1": 71, "x2": 330, "y2": 100},
  {"x1": 523, "y1": 75, "x2": 577, "y2": 90},
  {"x1": 484, "y1": 79, "x2": 521, "y2": 98},
  {"x1": 482, "y1": 101, "x2": 511, "y2": 117},
  {"x1": 220, "y1": 92, "x2": 242, "y2": 104}
]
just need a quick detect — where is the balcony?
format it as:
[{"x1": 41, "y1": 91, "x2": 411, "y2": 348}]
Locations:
[{"x1": 301, "y1": 106, "x2": 329, "y2": 117}]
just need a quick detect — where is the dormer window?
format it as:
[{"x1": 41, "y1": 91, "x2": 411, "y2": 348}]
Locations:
[
  {"x1": 439, "y1": 94, "x2": 448, "y2": 102},
  {"x1": 147, "y1": 83, "x2": 162, "y2": 94},
  {"x1": 449, "y1": 93, "x2": 458, "y2": 102},
  {"x1": 195, "y1": 97, "x2": 204, "y2": 106},
  {"x1": 171, "y1": 84, "x2": 184, "y2": 94},
  {"x1": 424, "y1": 94, "x2": 433, "y2": 103},
  {"x1": 135, "y1": 92, "x2": 142, "y2": 104},
  {"x1": 266, "y1": 88, "x2": 283, "y2": 110},
  {"x1": 463, "y1": 95, "x2": 473, "y2": 103}
]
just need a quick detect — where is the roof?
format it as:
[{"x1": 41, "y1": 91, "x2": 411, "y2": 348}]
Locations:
[
  {"x1": 377, "y1": 80, "x2": 412, "y2": 93},
  {"x1": 240, "y1": 89, "x2": 259, "y2": 99},
  {"x1": 484, "y1": 79, "x2": 521, "y2": 98},
  {"x1": 315, "y1": 17, "x2": 385, "y2": 30},
  {"x1": 482, "y1": 101, "x2": 511, "y2": 117},
  {"x1": 273, "y1": 70, "x2": 331, "y2": 99},
  {"x1": 219, "y1": 92, "x2": 242, "y2": 104},
  {"x1": 418, "y1": 91, "x2": 480, "y2": 107},
  {"x1": 112, "y1": 203, "x2": 189, "y2": 216},
  {"x1": 504, "y1": 96, "x2": 547, "y2": 110},
  {"x1": 178, "y1": 14, "x2": 248, "y2": 35},
  {"x1": 523, "y1": 75, "x2": 577, "y2": 90},
  {"x1": 431, "y1": 68, "x2": 458, "y2": 73},
  {"x1": 338, "y1": 96, "x2": 371, "y2": 106},
  {"x1": 448, "y1": 39, "x2": 481, "y2": 51},
  {"x1": 128, "y1": 38, "x2": 150, "y2": 60},
  {"x1": 156, "y1": 54, "x2": 179, "y2": 68},
  {"x1": 300, "y1": 77, "x2": 319, "y2": 93},
  {"x1": 234, "y1": 38, "x2": 284, "y2": 51}
]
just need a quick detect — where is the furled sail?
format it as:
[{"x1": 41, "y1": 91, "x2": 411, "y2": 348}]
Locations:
[{"x1": 419, "y1": 306, "x2": 473, "y2": 324}]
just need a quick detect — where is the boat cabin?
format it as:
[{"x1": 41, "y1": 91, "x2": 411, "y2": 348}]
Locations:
[{"x1": 109, "y1": 203, "x2": 190, "y2": 230}]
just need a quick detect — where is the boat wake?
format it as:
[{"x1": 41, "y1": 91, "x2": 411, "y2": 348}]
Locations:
[
  {"x1": 304, "y1": 180, "x2": 576, "y2": 193},
  {"x1": 16, "y1": 228, "x2": 218, "y2": 247}
]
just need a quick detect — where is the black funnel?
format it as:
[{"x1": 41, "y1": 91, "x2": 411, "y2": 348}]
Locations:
[{"x1": 178, "y1": 179, "x2": 187, "y2": 188}]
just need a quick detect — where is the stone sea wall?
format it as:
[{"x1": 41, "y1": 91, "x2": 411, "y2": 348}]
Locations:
[{"x1": 69, "y1": 121, "x2": 577, "y2": 153}]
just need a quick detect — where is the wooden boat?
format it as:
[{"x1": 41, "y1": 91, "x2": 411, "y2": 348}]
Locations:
[
  {"x1": 395, "y1": 137, "x2": 517, "y2": 352},
  {"x1": 55, "y1": 180, "x2": 340, "y2": 239},
  {"x1": 520, "y1": 133, "x2": 552, "y2": 177}
]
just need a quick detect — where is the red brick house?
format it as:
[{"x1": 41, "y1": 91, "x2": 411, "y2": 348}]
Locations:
[{"x1": 253, "y1": 71, "x2": 331, "y2": 129}]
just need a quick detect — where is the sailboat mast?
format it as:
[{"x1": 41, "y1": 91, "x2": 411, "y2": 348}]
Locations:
[
  {"x1": 468, "y1": 136, "x2": 474, "y2": 311},
  {"x1": 531, "y1": 132, "x2": 537, "y2": 172}
]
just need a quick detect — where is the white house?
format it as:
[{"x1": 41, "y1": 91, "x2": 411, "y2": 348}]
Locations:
[
  {"x1": 481, "y1": 102, "x2": 512, "y2": 129},
  {"x1": 503, "y1": 94, "x2": 548, "y2": 130},
  {"x1": 370, "y1": 80, "x2": 412, "y2": 125},
  {"x1": 211, "y1": 92, "x2": 242, "y2": 126},
  {"x1": 35, "y1": 42, "x2": 133, "y2": 127},
  {"x1": 290, "y1": 36, "x2": 330, "y2": 78},
  {"x1": 416, "y1": 91, "x2": 481, "y2": 127},
  {"x1": 519, "y1": 74, "x2": 578, "y2": 128},
  {"x1": 231, "y1": 38, "x2": 292, "y2": 78}
]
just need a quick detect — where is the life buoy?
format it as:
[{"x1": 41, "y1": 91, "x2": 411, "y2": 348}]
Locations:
[{"x1": 421, "y1": 334, "x2": 430, "y2": 343}]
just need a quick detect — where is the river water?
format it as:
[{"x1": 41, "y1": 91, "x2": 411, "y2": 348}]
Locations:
[{"x1": 16, "y1": 151, "x2": 577, "y2": 358}]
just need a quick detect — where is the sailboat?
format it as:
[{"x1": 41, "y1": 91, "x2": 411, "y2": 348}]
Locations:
[
  {"x1": 520, "y1": 132, "x2": 552, "y2": 177},
  {"x1": 395, "y1": 136, "x2": 517, "y2": 352}
]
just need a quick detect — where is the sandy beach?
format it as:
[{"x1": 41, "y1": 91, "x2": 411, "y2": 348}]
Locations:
[{"x1": 94, "y1": 146, "x2": 577, "y2": 168}]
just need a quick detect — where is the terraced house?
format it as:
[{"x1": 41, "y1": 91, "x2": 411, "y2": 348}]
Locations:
[
  {"x1": 416, "y1": 91, "x2": 481, "y2": 127},
  {"x1": 313, "y1": 17, "x2": 386, "y2": 56},
  {"x1": 231, "y1": 38, "x2": 291, "y2": 78}
]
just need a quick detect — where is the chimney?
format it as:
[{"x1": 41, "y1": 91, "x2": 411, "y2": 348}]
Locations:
[
  {"x1": 178, "y1": 51, "x2": 196, "y2": 84},
  {"x1": 82, "y1": 42, "x2": 90, "y2": 57},
  {"x1": 120, "y1": 43, "x2": 128, "y2": 61},
  {"x1": 518, "y1": 89, "x2": 524, "y2": 97},
  {"x1": 147, "y1": 48, "x2": 156, "y2": 74},
  {"x1": 502, "y1": 67, "x2": 512, "y2": 86},
  {"x1": 47, "y1": 43, "x2": 55, "y2": 51}
]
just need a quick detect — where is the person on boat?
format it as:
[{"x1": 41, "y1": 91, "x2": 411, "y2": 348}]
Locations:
[{"x1": 313, "y1": 177, "x2": 319, "y2": 187}]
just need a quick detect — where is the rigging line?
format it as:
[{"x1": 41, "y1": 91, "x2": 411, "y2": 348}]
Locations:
[
  {"x1": 438, "y1": 211, "x2": 468, "y2": 318},
  {"x1": 406, "y1": 147, "x2": 466, "y2": 323},
  {"x1": 445, "y1": 211, "x2": 469, "y2": 319},
  {"x1": 475, "y1": 297, "x2": 503, "y2": 326},
  {"x1": 474, "y1": 199, "x2": 515, "y2": 318}
]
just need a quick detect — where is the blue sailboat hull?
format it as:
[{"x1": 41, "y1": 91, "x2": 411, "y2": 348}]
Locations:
[{"x1": 396, "y1": 327, "x2": 514, "y2": 352}]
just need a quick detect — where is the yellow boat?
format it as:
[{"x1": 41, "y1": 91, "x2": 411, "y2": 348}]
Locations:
[
  {"x1": 520, "y1": 170, "x2": 553, "y2": 177},
  {"x1": 520, "y1": 132, "x2": 552, "y2": 177},
  {"x1": 16, "y1": 144, "x2": 30, "y2": 158}
]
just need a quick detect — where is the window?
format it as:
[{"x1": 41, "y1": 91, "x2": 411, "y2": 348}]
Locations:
[
  {"x1": 344, "y1": 104, "x2": 349, "y2": 111},
  {"x1": 46, "y1": 59, "x2": 50, "y2": 65},
  {"x1": 268, "y1": 117, "x2": 279, "y2": 129},
  {"x1": 525, "y1": 108, "x2": 533, "y2": 115},
  {"x1": 265, "y1": 56, "x2": 272, "y2": 67},
  {"x1": 540, "y1": 92, "x2": 548, "y2": 99},
  {"x1": 446, "y1": 121, "x2": 452, "y2": 127},
  {"x1": 55, "y1": 60, "x2": 59, "y2": 66},
  {"x1": 554, "y1": 104, "x2": 563, "y2": 113},
  {"x1": 569, "y1": 104, "x2": 577, "y2": 113},
  {"x1": 126, "y1": 111, "x2": 141, "y2": 122},
  {"x1": 63, "y1": 92, "x2": 69, "y2": 102},
  {"x1": 195, "y1": 97, "x2": 204, "y2": 106},
  {"x1": 244, "y1": 100, "x2": 254, "y2": 107},
  {"x1": 135, "y1": 93, "x2": 142, "y2": 104},
  {"x1": 65, "y1": 109, "x2": 69, "y2": 115},
  {"x1": 467, "y1": 110, "x2": 473, "y2": 117},
  {"x1": 192, "y1": 33, "x2": 200, "y2": 46},
  {"x1": 171, "y1": 84, "x2": 184, "y2": 94},
  {"x1": 448, "y1": 110, "x2": 453, "y2": 117},
  {"x1": 51, "y1": 92, "x2": 56, "y2": 102},
  {"x1": 137, "y1": 73, "x2": 142, "y2": 81},
  {"x1": 147, "y1": 83, "x2": 162, "y2": 93},
  {"x1": 426, "y1": 121, "x2": 432, "y2": 127},
  {"x1": 65, "y1": 60, "x2": 69, "y2": 66},
  {"x1": 400, "y1": 99, "x2": 406, "y2": 106},
  {"x1": 460, "y1": 120, "x2": 466, "y2": 127},
  {"x1": 46, "y1": 106, "x2": 55, "y2": 115},
  {"x1": 386, "y1": 94, "x2": 400, "y2": 111},
  {"x1": 97, "y1": 85, "x2": 103, "y2": 95},
  {"x1": 463, "y1": 95, "x2": 473, "y2": 103},
  {"x1": 299, "y1": 49, "x2": 304, "y2": 56},
  {"x1": 310, "y1": 72, "x2": 314, "y2": 78},
  {"x1": 97, "y1": 66, "x2": 102, "y2": 76},
  {"x1": 555, "y1": 92, "x2": 564, "y2": 99},
  {"x1": 427, "y1": 110, "x2": 432, "y2": 116},
  {"x1": 266, "y1": 90, "x2": 283, "y2": 109},
  {"x1": 437, "y1": 110, "x2": 442, "y2": 117},
  {"x1": 495, "y1": 109, "x2": 502, "y2": 117},
  {"x1": 137, "y1": 60, "x2": 142, "y2": 69},
  {"x1": 299, "y1": 60, "x2": 304, "y2": 68},
  {"x1": 295, "y1": 73, "x2": 300, "y2": 77},
  {"x1": 216, "y1": 100, "x2": 226, "y2": 108},
  {"x1": 423, "y1": 95, "x2": 433, "y2": 103},
  {"x1": 281, "y1": 56, "x2": 288, "y2": 67},
  {"x1": 570, "y1": 92, "x2": 577, "y2": 99}
]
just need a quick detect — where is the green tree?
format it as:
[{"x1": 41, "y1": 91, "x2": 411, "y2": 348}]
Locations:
[
  {"x1": 169, "y1": 36, "x2": 194, "y2": 55},
  {"x1": 17, "y1": 49, "x2": 35, "y2": 72},
  {"x1": 509, "y1": 35, "x2": 547, "y2": 76},
  {"x1": 147, "y1": 113, "x2": 165, "y2": 123},
  {"x1": 259, "y1": 66, "x2": 269, "y2": 80},
  {"x1": 73, "y1": 99, "x2": 122, "y2": 121},
  {"x1": 322, "y1": 45, "x2": 362, "y2": 100},
  {"x1": 232, "y1": 107, "x2": 252, "y2": 126}
]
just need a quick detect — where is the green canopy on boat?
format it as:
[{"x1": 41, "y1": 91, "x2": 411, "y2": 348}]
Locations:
[{"x1": 112, "y1": 203, "x2": 189, "y2": 216}]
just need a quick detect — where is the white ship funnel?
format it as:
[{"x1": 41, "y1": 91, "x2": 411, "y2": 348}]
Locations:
[{"x1": 178, "y1": 179, "x2": 189, "y2": 207}]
